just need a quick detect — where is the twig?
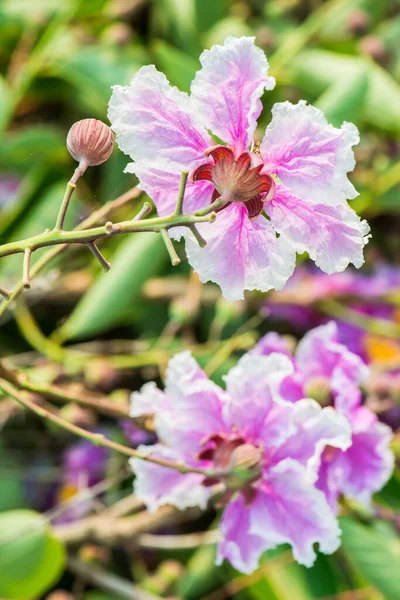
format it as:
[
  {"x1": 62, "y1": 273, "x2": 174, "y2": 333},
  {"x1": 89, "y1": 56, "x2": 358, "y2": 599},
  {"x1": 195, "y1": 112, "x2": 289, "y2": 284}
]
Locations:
[
  {"x1": 87, "y1": 241, "x2": 111, "y2": 271},
  {"x1": 174, "y1": 170, "x2": 188, "y2": 215},
  {"x1": 23, "y1": 248, "x2": 32, "y2": 288},
  {"x1": 160, "y1": 229, "x2": 181, "y2": 266},
  {"x1": 55, "y1": 503, "x2": 204, "y2": 545},
  {"x1": 55, "y1": 181, "x2": 76, "y2": 231},
  {"x1": 318, "y1": 299, "x2": 400, "y2": 339},
  {"x1": 0, "y1": 284, "x2": 12, "y2": 300},
  {"x1": 0, "y1": 208, "x2": 214, "y2": 259},
  {"x1": 137, "y1": 529, "x2": 220, "y2": 549},
  {"x1": 0, "y1": 185, "x2": 142, "y2": 320},
  {"x1": 0, "y1": 361, "x2": 130, "y2": 418},
  {"x1": 68, "y1": 556, "x2": 161, "y2": 600},
  {"x1": 188, "y1": 224, "x2": 207, "y2": 247},
  {"x1": 0, "y1": 172, "x2": 215, "y2": 296},
  {"x1": 0, "y1": 378, "x2": 216, "y2": 478},
  {"x1": 204, "y1": 331, "x2": 258, "y2": 376}
]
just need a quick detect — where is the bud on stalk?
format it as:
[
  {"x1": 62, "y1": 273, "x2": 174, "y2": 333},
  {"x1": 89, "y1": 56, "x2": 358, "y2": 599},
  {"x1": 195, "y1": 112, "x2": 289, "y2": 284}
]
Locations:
[{"x1": 67, "y1": 119, "x2": 114, "y2": 183}]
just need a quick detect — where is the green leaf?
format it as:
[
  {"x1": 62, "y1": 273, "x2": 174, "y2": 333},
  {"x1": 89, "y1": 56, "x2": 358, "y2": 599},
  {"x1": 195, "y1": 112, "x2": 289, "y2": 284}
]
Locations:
[
  {"x1": 152, "y1": 39, "x2": 198, "y2": 92},
  {"x1": 59, "y1": 232, "x2": 168, "y2": 340},
  {"x1": 54, "y1": 46, "x2": 146, "y2": 117},
  {"x1": 340, "y1": 517, "x2": 400, "y2": 600},
  {"x1": 256, "y1": 550, "x2": 313, "y2": 600},
  {"x1": 0, "y1": 75, "x2": 12, "y2": 133},
  {"x1": 315, "y1": 66, "x2": 369, "y2": 127},
  {"x1": 0, "y1": 125, "x2": 67, "y2": 169},
  {"x1": 203, "y1": 16, "x2": 253, "y2": 48},
  {"x1": 291, "y1": 50, "x2": 400, "y2": 134},
  {"x1": 0, "y1": 510, "x2": 65, "y2": 599},
  {"x1": 158, "y1": 0, "x2": 199, "y2": 55},
  {"x1": 195, "y1": 0, "x2": 228, "y2": 34},
  {"x1": 176, "y1": 545, "x2": 224, "y2": 599}
]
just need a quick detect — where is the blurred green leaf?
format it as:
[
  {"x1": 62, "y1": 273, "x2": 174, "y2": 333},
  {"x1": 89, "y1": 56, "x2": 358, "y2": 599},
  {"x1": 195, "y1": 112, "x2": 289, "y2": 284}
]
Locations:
[
  {"x1": 158, "y1": 0, "x2": 199, "y2": 55},
  {"x1": 315, "y1": 66, "x2": 369, "y2": 126},
  {"x1": 195, "y1": 0, "x2": 228, "y2": 34},
  {"x1": 0, "y1": 509, "x2": 65, "y2": 599},
  {"x1": 83, "y1": 593, "x2": 124, "y2": 600},
  {"x1": 319, "y1": 0, "x2": 389, "y2": 41},
  {"x1": 0, "y1": 125, "x2": 67, "y2": 170},
  {"x1": 291, "y1": 50, "x2": 400, "y2": 134},
  {"x1": 54, "y1": 46, "x2": 146, "y2": 117},
  {"x1": 59, "y1": 232, "x2": 168, "y2": 340},
  {"x1": 0, "y1": 473, "x2": 26, "y2": 511},
  {"x1": 152, "y1": 40, "x2": 198, "y2": 92},
  {"x1": 0, "y1": 76, "x2": 12, "y2": 132},
  {"x1": 0, "y1": 180, "x2": 81, "y2": 280},
  {"x1": 203, "y1": 16, "x2": 253, "y2": 48},
  {"x1": 176, "y1": 544, "x2": 224, "y2": 599},
  {"x1": 255, "y1": 550, "x2": 313, "y2": 600},
  {"x1": 340, "y1": 517, "x2": 400, "y2": 600}
]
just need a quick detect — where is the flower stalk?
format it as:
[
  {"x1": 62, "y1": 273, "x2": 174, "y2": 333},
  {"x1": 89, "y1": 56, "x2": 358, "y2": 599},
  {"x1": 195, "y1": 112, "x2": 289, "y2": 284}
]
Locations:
[
  {"x1": 0, "y1": 172, "x2": 216, "y2": 301},
  {"x1": 0, "y1": 377, "x2": 216, "y2": 478}
]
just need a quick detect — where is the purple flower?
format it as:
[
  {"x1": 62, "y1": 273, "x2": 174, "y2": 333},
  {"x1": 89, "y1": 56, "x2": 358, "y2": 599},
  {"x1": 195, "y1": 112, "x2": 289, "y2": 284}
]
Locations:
[
  {"x1": 255, "y1": 323, "x2": 394, "y2": 511},
  {"x1": 129, "y1": 350, "x2": 351, "y2": 573},
  {"x1": 108, "y1": 37, "x2": 369, "y2": 301},
  {"x1": 264, "y1": 264, "x2": 400, "y2": 362},
  {"x1": 0, "y1": 174, "x2": 20, "y2": 208},
  {"x1": 121, "y1": 419, "x2": 156, "y2": 446},
  {"x1": 54, "y1": 439, "x2": 109, "y2": 524}
]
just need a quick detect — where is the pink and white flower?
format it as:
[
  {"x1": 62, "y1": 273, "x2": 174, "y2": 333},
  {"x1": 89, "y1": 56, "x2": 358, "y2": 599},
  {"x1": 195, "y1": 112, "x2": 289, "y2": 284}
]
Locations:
[
  {"x1": 130, "y1": 350, "x2": 351, "y2": 573},
  {"x1": 254, "y1": 323, "x2": 394, "y2": 511},
  {"x1": 109, "y1": 36, "x2": 370, "y2": 301}
]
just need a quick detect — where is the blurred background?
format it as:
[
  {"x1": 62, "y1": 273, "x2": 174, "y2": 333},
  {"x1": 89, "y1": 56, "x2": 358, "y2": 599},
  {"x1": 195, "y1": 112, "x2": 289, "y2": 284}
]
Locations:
[{"x1": 0, "y1": 0, "x2": 400, "y2": 599}]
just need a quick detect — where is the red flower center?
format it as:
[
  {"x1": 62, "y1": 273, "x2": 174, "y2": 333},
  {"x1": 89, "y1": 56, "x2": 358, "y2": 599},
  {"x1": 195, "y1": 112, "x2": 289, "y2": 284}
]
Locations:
[
  {"x1": 191, "y1": 145, "x2": 275, "y2": 219},
  {"x1": 198, "y1": 433, "x2": 263, "y2": 506}
]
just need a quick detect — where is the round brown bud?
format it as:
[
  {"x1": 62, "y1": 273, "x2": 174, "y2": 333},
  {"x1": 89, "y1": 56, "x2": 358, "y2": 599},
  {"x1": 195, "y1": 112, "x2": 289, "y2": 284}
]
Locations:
[
  {"x1": 347, "y1": 9, "x2": 370, "y2": 35},
  {"x1": 67, "y1": 118, "x2": 114, "y2": 166},
  {"x1": 359, "y1": 35, "x2": 388, "y2": 65}
]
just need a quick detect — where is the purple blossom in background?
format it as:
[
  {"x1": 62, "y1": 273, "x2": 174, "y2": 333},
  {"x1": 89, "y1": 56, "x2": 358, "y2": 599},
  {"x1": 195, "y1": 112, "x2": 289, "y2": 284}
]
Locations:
[
  {"x1": 55, "y1": 439, "x2": 109, "y2": 523},
  {"x1": 130, "y1": 351, "x2": 352, "y2": 573},
  {"x1": 109, "y1": 36, "x2": 369, "y2": 301},
  {"x1": 253, "y1": 322, "x2": 394, "y2": 511},
  {"x1": 121, "y1": 419, "x2": 156, "y2": 446},
  {"x1": 264, "y1": 264, "x2": 400, "y2": 362},
  {"x1": 0, "y1": 174, "x2": 20, "y2": 208}
]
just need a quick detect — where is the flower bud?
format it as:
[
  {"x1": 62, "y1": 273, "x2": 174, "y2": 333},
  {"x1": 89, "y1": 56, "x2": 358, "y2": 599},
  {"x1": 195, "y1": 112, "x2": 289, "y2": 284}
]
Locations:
[
  {"x1": 226, "y1": 443, "x2": 262, "y2": 487},
  {"x1": 304, "y1": 376, "x2": 332, "y2": 406},
  {"x1": 67, "y1": 119, "x2": 114, "y2": 167}
]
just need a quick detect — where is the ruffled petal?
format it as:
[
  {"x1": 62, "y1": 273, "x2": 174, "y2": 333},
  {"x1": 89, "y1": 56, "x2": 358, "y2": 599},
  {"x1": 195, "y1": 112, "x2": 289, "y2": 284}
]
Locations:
[
  {"x1": 272, "y1": 400, "x2": 352, "y2": 474},
  {"x1": 295, "y1": 322, "x2": 369, "y2": 417},
  {"x1": 191, "y1": 37, "x2": 275, "y2": 154},
  {"x1": 130, "y1": 382, "x2": 167, "y2": 417},
  {"x1": 267, "y1": 185, "x2": 370, "y2": 275},
  {"x1": 296, "y1": 322, "x2": 368, "y2": 383},
  {"x1": 250, "y1": 459, "x2": 341, "y2": 567},
  {"x1": 108, "y1": 65, "x2": 211, "y2": 172},
  {"x1": 130, "y1": 444, "x2": 211, "y2": 512},
  {"x1": 261, "y1": 101, "x2": 359, "y2": 204},
  {"x1": 155, "y1": 352, "x2": 228, "y2": 453},
  {"x1": 185, "y1": 203, "x2": 295, "y2": 302},
  {"x1": 251, "y1": 331, "x2": 294, "y2": 360},
  {"x1": 223, "y1": 353, "x2": 297, "y2": 449},
  {"x1": 216, "y1": 494, "x2": 268, "y2": 574},
  {"x1": 337, "y1": 410, "x2": 394, "y2": 506}
]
